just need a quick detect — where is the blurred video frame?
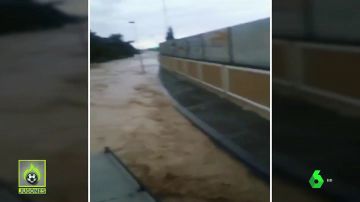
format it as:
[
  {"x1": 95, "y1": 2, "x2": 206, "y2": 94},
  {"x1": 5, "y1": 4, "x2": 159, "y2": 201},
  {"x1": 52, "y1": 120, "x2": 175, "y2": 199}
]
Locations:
[
  {"x1": 273, "y1": 0, "x2": 360, "y2": 201},
  {"x1": 0, "y1": 0, "x2": 88, "y2": 201}
]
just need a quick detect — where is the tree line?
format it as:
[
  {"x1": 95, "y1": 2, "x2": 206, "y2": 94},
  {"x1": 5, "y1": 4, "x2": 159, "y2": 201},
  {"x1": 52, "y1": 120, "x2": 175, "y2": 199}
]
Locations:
[
  {"x1": 0, "y1": 0, "x2": 80, "y2": 35},
  {"x1": 90, "y1": 32, "x2": 138, "y2": 63}
]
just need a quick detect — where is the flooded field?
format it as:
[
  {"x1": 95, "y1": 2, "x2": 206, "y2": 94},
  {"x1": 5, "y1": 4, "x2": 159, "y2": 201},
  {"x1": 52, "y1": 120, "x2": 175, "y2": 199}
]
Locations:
[{"x1": 91, "y1": 52, "x2": 269, "y2": 202}]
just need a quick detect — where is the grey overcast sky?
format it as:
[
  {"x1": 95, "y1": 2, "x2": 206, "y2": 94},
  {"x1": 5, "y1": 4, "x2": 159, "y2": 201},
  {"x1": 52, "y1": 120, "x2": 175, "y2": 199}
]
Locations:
[{"x1": 91, "y1": 0, "x2": 270, "y2": 49}]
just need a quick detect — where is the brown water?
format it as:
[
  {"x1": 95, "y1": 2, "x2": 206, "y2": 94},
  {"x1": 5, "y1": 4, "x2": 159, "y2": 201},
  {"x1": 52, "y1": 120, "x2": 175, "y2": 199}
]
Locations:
[
  {"x1": 0, "y1": 23, "x2": 87, "y2": 201},
  {"x1": 91, "y1": 52, "x2": 269, "y2": 202}
]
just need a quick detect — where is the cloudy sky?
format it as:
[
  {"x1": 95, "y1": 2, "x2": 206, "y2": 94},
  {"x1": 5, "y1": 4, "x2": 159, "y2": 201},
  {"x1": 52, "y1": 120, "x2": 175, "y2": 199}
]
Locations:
[{"x1": 91, "y1": 0, "x2": 270, "y2": 49}]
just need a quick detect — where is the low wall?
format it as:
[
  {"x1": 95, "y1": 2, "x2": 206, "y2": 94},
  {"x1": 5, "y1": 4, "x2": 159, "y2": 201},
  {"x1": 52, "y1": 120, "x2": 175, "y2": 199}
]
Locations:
[
  {"x1": 159, "y1": 56, "x2": 270, "y2": 119},
  {"x1": 273, "y1": 39, "x2": 360, "y2": 113},
  {"x1": 273, "y1": 1, "x2": 360, "y2": 114}
]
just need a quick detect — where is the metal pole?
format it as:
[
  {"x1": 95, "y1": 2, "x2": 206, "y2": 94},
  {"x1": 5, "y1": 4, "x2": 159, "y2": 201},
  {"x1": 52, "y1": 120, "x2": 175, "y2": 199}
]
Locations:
[
  {"x1": 129, "y1": 21, "x2": 145, "y2": 73},
  {"x1": 162, "y1": 0, "x2": 169, "y2": 31}
]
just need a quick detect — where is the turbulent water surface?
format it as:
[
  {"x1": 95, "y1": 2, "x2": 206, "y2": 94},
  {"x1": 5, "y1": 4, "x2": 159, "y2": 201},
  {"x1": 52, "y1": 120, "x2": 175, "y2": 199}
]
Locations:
[{"x1": 91, "y1": 52, "x2": 269, "y2": 202}]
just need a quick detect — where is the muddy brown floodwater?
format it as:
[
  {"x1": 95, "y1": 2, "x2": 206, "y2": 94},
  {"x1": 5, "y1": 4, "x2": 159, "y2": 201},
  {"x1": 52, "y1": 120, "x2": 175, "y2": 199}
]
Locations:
[
  {"x1": 91, "y1": 52, "x2": 269, "y2": 202},
  {"x1": 0, "y1": 23, "x2": 87, "y2": 201}
]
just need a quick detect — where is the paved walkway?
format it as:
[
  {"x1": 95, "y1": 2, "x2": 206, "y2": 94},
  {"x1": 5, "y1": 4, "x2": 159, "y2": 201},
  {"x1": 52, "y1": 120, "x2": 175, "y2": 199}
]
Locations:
[{"x1": 91, "y1": 151, "x2": 157, "y2": 202}]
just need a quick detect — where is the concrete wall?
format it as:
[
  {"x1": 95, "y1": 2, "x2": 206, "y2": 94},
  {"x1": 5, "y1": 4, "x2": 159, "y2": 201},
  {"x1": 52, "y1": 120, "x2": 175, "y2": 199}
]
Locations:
[
  {"x1": 312, "y1": 0, "x2": 360, "y2": 42},
  {"x1": 173, "y1": 39, "x2": 188, "y2": 58},
  {"x1": 273, "y1": 40, "x2": 360, "y2": 109},
  {"x1": 272, "y1": 0, "x2": 308, "y2": 37},
  {"x1": 202, "y1": 28, "x2": 230, "y2": 63},
  {"x1": 273, "y1": 1, "x2": 360, "y2": 114},
  {"x1": 159, "y1": 19, "x2": 270, "y2": 118},
  {"x1": 231, "y1": 19, "x2": 270, "y2": 68},
  {"x1": 273, "y1": 0, "x2": 360, "y2": 43},
  {"x1": 228, "y1": 67, "x2": 270, "y2": 107},
  {"x1": 160, "y1": 18, "x2": 270, "y2": 70},
  {"x1": 160, "y1": 55, "x2": 270, "y2": 119},
  {"x1": 187, "y1": 35, "x2": 203, "y2": 60}
]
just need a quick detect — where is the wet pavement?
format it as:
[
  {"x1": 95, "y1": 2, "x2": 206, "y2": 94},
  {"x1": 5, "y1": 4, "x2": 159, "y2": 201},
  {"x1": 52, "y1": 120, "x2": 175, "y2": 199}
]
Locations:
[{"x1": 91, "y1": 149, "x2": 157, "y2": 202}]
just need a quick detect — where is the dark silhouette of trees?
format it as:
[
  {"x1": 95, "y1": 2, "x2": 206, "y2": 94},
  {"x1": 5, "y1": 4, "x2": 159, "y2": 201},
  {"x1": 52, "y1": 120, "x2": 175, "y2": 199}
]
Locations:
[
  {"x1": 109, "y1": 34, "x2": 123, "y2": 41},
  {"x1": 0, "y1": 0, "x2": 80, "y2": 35},
  {"x1": 90, "y1": 32, "x2": 138, "y2": 63},
  {"x1": 166, "y1": 27, "x2": 175, "y2": 41}
]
